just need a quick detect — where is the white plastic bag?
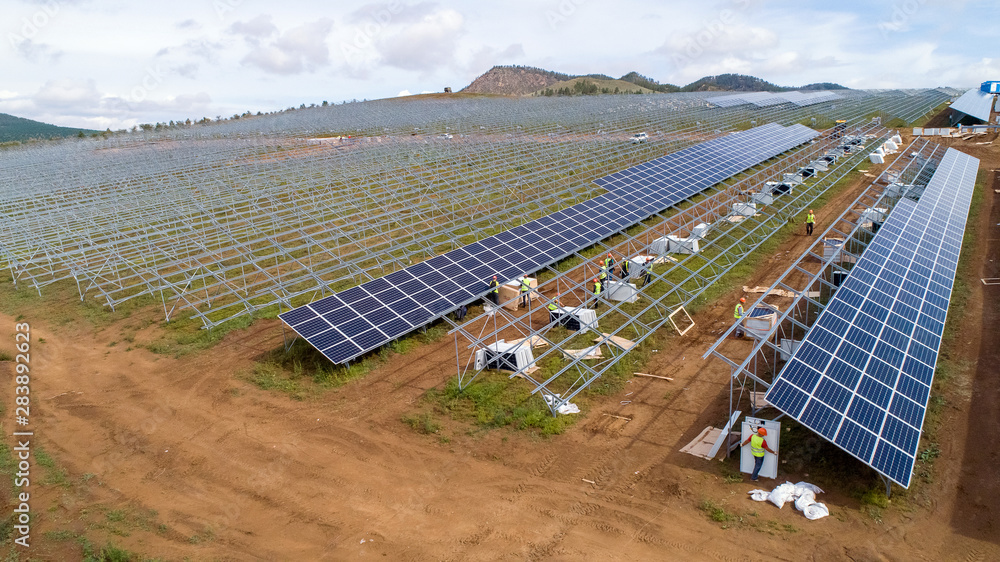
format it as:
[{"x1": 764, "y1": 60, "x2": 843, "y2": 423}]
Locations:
[
  {"x1": 767, "y1": 482, "x2": 796, "y2": 509},
  {"x1": 803, "y1": 502, "x2": 829, "y2": 520},
  {"x1": 794, "y1": 490, "x2": 816, "y2": 512},
  {"x1": 748, "y1": 490, "x2": 770, "y2": 502},
  {"x1": 793, "y1": 482, "x2": 825, "y2": 494}
]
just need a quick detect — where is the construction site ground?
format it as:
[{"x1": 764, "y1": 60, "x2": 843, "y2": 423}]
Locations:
[{"x1": 1, "y1": 132, "x2": 997, "y2": 561}]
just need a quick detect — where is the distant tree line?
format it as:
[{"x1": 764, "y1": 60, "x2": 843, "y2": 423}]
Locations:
[{"x1": 540, "y1": 80, "x2": 647, "y2": 97}]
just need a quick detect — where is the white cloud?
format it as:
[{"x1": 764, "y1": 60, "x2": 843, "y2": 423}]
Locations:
[
  {"x1": 0, "y1": 90, "x2": 20, "y2": 100},
  {"x1": 230, "y1": 14, "x2": 279, "y2": 42},
  {"x1": 377, "y1": 8, "x2": 464, "y2": 71},
  {"x1": 236, "y1": 17, "x2": 333, "y2": 75},
  {"x1": 397, "y1": 89, "x2": 413, "y2": 96},
  {"x1": 12, "y1": 38, "x2": 63, "y2": 63},
  {"x1": 34, "y1": 78, "x2": 102, "y2": 108}
]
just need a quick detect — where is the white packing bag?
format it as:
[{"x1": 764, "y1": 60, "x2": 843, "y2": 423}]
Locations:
[
  {"x1": 748, "y1": 490, "x2": 770, "y2": 502},
  {"x1": 767, "y1": 482, "x2": 797, "y2": 509},
  {"x1": 803, "y1": 502, "x2": 830, "y2": 520}
]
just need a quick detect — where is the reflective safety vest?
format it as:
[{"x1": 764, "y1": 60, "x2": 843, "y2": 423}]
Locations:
[
  {"x1": 621, "y1": 260, "x2": 630, "y2": 276},
  {"x1": 593, "y1": 280, "x2": 602, "y2": 295},
  {"x1": 806, "y1": 212, "x2": 815, "y2": 224},
  {"x1": 604, "y1": 256, "x2": 614, "y2": 269},
  {"x1": 750, "y1": 434, "x2": 766, "y2": 457},
  {"x1": 520, "y1": 278, "x2": 530, "y2": 292},
  {"x1": 599, "y1": 267, "x2": 608, "y2": 280},
  {"x1": 489, "y1": 280, "x2": 499, "y2": 294},
  {"x1": 547, "y1": 301, "x2": 558, "y2": 312},
  {"x1": 734, "y1": 304, "x2": 744, "y2": 319}
]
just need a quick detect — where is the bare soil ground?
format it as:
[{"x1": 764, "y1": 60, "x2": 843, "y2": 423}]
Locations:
[{"x1": 1, "y1": 132, "x2": 998, "y2": 561}]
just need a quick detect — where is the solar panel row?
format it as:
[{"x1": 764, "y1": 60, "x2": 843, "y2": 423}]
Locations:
[
  {"x1": 764, "y1": 148, "x2": 980, "y2": 487},
  {"x1": 709, "y1": 91, "x2": 842, "y2": 108},
  {"x1": 281, "y1": 123, "x2": 819, "y2": 365},
  {"x1": 949, "y1": 88, "x2": 996, "y2": 122}
]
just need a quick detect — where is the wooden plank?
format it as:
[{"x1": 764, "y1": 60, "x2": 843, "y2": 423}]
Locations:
[{"x1": 634, "y1": 372, "x2": 673, "y2": 381}]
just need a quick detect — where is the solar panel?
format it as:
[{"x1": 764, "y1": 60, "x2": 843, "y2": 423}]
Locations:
[
  {"x1": 765, "y1": 148, "x2": 980, "y2": 487},
  {"x1": 282, "y1": 123, "x2": 819, "y2": 365},
  {"x1": 949, "y1": 88, "x2": 996, "y2": 122},
  {"x1": 707, "y1": 91, "x2": 842, "y2": 109}
]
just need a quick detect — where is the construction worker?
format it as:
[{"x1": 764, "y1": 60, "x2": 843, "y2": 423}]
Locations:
[
  {"x1": 741, "y1": 426, "x2": 777, "y2": 481},
  {"x1": 591, "y1": 278, "x2": 602, "y2": 309},
  {"x1": 734, "y1": 297, "x2": 746, "y2": 338},
  {"x1": 519, "y1": 277, "x2": 531, "y2": 308},
  {"x1": 604, "y1": 253, "x2": 616, "y2": 280},
  {"x1": 487, "y1": 275, "x2": 500, "y2": 306},
  {"x1": 547, "y1": 293, "x2": 562, "y2": 324},
  {"x1": 641, "y1": 257, "x2": 653, "y2": 287},
  {"x1": 599, "y1": 264, "x2": 608, "y2": 284},
  {"x1": 619, "y1": 257, "x2": 631, "y2": 280},
  {"x1": 455, "y1": 303, "x2": 467, "y2": 321},
  {"x1": 805, "y1": 209, "x2": 816, "y2": 235}
]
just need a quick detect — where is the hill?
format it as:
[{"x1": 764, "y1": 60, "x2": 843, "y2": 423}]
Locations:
[
  {"x1": 462, "y1": 67, "x2": 845, "y2": 97},
  {"x1": 534, "y1": 77, "x2": 653, "y2": 97},
  {"x1": 0, "y1": 112, "x2": 97, "y2": 142},
  {"x1": 619, "y1": 72, "x2": 680, "y2": 93},
  {"x1": 679, "y1": 73, "x2": 786, "y2": 92},
  {"x1": 462, "y1": 66, "x2": 572, "y2": 96},
  {"x1": 799, "y1": 82, "x2": 849, "y2": 90}
]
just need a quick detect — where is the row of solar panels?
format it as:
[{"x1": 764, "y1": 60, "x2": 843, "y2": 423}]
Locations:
[
  {"x1": 280, "y1": 123, "x2": 819, "y2": 364},
  {"x1": 764, "y1": 148, "x2": 980, "y2": 488},
  {"x1": 949, "y1": 87, "x2": 997, "y2": 122},
  {"x1": 709, "y1": 91, "x2": 843, "y2": 109}
]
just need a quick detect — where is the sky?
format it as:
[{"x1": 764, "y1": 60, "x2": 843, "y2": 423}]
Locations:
[{"x1": 2, "y1": 0, "x2": 998, "y2": 130}]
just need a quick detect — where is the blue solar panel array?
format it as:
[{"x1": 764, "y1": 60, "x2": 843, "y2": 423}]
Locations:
[
  {"x1": 764, "y1": 148, "x2": 980, "y2": 487},
  {"x1": 281, "y1": 123, "x2": 819, "y2": 365}
]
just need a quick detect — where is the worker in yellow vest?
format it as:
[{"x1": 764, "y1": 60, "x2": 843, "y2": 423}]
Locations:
[
  {"x1": 604, "y1": 253, "x2": 615, "y2": 280},
  {"x1": 591, "y1": 278, "x2": 602, "y2": 309},
  {"x1": 547, "y1": 293, "x2": 562, "y2": 324},
  {"x1": 619, "y1": 257, "x2": 631, "y2": 280},
  {"x1": 734, "y1": 297, "x2": 746, "y2": 338},
  {"x1": 741, "y1": 426, "x2": 777, "y2": 481},
  {"x1": 487, "y1": 275, "x2": 500, "y2": 306},
  {"x1": 805, "y1": 209, "x2": 816, "y2": 236},
  {"x1": 519, "y1": 277, "x2": 531, "y2": 308}
]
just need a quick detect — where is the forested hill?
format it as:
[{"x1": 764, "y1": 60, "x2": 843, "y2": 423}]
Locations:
[{"x1": 0, "y1": 113, "x2": 97, "y2": 142}]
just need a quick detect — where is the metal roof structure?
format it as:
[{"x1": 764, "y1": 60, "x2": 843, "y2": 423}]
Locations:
[{"x1": 949, "y1": 88, "x2": 996, "y2": 122}]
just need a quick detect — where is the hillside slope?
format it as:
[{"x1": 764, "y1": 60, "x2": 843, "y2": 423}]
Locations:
[
  {"x1": 533, "y1": 77, "x2": 653, "y2": 96},
  {"x1": 0, "y1": 112, "x2": 96, "y2": 142},
  {"x1": 463, "y1": 67, "x2": 845, "y2": 97}
]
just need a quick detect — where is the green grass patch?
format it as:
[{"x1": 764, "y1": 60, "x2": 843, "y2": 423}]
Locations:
[
  {"x1": 431, "y1": 375, "x2": 577, "y2": 435},
  {"x1": 35, "y1": 447, "x2": 71, "y2": 488},
  {"x1": 0, "y1": 351, "x2": 12, "y2": 361},
  {"x1": 698, "y1": 499, "x2": 736, "y2": 523},
  {"x1": 401, "y1": 412, "x2": 441, "y2": 435}
]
